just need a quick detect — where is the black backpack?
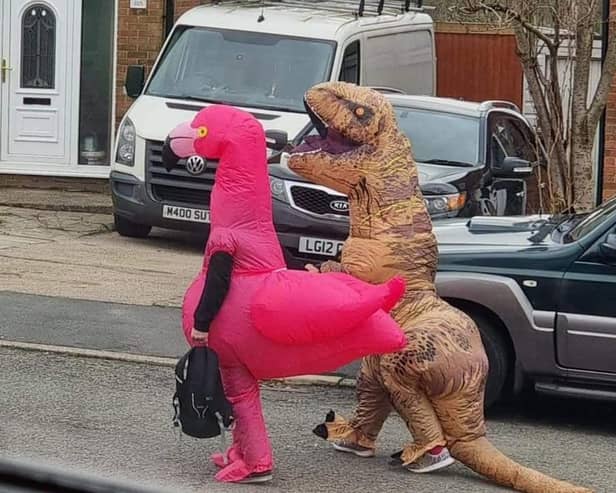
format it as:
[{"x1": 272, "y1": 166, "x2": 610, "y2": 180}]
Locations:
[{"x1": 172, "y1": 347, "x2": 234, "y2": 439}]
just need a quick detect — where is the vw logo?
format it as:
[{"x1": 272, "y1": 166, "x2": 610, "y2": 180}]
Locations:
[
  {"x1": 330, "y1": 200, "x2": 349, "y2": 212},
  {"x1": 185, "y1": 155, "x2": 206, "y2": 176}
]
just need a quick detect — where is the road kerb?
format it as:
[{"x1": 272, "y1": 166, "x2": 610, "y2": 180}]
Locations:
[{"x1": 0, "y1": 339, "x2": 356, "y2": 388}]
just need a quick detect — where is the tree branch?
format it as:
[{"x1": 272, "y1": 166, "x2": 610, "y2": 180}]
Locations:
[
  {"x1": 463, "y1": 1, "x2": 557, "y2": 49},
  {"x1": 588, "y1": 8, "x2": 616, "y2": 129}
]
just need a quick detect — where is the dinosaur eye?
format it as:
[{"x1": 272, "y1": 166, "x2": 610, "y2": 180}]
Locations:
[
  {"x1": 197, "y1": 126, "x2": 208, "y2": 138},
  {"x1": 354, "y1": 107, "x2": 366, "y2": 117}
]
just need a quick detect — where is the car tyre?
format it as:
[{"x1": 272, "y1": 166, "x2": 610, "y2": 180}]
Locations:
[
  {"x1": 469, "y1": 311, "x2": 510, "y2": 409},
  {"x1": 114, "y1": 214, "x2": 152, "y2": 238}
]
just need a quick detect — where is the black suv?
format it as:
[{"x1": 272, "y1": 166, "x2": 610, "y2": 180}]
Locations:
[
  {"x1": 270, "y1": 95, "x2": 542, "y2": 268},
  {"x1": 433, "y1": 197, "x2": 616, "y2": 407}
]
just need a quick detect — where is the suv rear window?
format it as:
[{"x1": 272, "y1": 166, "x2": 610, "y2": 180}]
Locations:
[{"x1": 395, "y1": 107, "x2": 480, "y2": 165}]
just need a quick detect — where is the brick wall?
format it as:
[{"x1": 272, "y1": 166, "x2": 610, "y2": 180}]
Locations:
[
  {"x1": 175, "y1": 0, "x2": 205, "y2": 20},
  {"x1": 604, "y1": 0, "x2": 616, "y2": 201},
  {"x1": 115, "y1": 0, "x2": 205, "y2": 128}
]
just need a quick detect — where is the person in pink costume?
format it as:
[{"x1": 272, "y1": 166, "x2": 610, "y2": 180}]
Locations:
[{"x1": 162, "y1": 104, "x2": 407, "y2": 484}]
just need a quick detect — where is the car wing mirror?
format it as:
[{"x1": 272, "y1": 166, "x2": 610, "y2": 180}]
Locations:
[
  {"x1": 600, "y1": 233, "x2": 616, "y2": 262},
  {"x1": 493, "y1": 156, "x2": 534, "y2": 179},
  {"x1": 125, "y1": 65, "x2": 145, "y2": 99},
  {"x1": 265, "y1": 130, "x2": 289, "y2": 152}
]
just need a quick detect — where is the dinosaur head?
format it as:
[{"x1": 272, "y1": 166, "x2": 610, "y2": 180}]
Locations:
[{"x1": 288, "y1": 82, "x2": 406, "y2": 195}]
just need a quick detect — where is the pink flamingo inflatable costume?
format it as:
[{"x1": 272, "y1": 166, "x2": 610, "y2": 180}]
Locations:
[{"x1": 162, "y1": 105, "x2": 407, "y2": 484}]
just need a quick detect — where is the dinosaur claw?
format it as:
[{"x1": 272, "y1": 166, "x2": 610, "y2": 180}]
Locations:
[{"x1": 313, "y1": 423, "x2": 329, "y2": 439}]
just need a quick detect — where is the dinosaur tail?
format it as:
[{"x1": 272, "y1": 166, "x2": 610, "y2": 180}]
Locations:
[{"x1": 449, "y1": 437, "x2": 593, "y2": 493}]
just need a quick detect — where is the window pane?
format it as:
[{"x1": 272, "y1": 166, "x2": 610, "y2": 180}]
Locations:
[
  {"x1": 364, "y1": 31, "x2": 434, "y2": 95},
  {"x1": 146, "y1": 27, "x2": 336, "y2": 113},
  {"x1": 21, "y1": 4, "x2": 56, "y2": 89},
  {"x1": 78, "y1": 0, "x2": 115, "y2": 165},
  {"x1": 395, "y1": 107, "x2": 480, "y2": 164},
  {"x1": 339, "y1": 41, "x2": 360, "y2": 84}
]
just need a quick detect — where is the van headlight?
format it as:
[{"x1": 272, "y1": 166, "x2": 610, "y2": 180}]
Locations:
[
  {"x1": 425, "y1": 192, "x2": 466, "y2": 217},
  {"x1": 115, "y1": 117, "x2": 136, "y2": 166},
  {"x1": 269, "y1": 176, "x2": 290, "y2": 203}
]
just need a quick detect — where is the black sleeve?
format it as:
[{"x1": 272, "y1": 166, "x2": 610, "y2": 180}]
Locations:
[{"x1": 194, "y1": 251, "x2": 234, "y2": 333}]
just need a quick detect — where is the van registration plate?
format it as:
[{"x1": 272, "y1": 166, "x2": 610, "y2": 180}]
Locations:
[
  {"x1": 298, "y1": 236, "x2": 344, "y2": 257},
  {"x1": 162, "y1": 204, "x2": 210, "y2": 223}
]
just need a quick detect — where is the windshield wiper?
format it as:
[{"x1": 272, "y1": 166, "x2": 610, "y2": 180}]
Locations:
[
  {"x1": 528, "y1": 214, "x2": 575, "y2": 244},
  {"x1": 422, "y1": 159, "x2": 475, "y2": 168}
]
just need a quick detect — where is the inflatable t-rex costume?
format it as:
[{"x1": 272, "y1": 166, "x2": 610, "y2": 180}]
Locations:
[
  {"x1": 162, "y1": 104, "x2": 407, "y2": 484},
  {"x1": 287, "y1": 82, "x2": 592, "y2": 493}
]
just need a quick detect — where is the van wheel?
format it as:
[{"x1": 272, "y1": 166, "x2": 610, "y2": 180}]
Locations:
[
  {"x1": 114, "y1": 214, "x2": 151, "y2": 238},
  {"x1": 469, "y1": 311, "x2": 510, "y2": 409}
]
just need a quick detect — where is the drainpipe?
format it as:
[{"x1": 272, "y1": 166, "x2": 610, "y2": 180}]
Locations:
[
  {"x1": 596, "y1": 0, "x2": 610, "y2": 206},
  {"x1": 164, "y1": 0, "x2": 175, "y2": 38}
]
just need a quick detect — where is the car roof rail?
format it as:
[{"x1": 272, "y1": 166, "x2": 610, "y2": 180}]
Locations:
[
  {"x1": 369, "y1": 86, "x2": 406, "y2": 94},
  {"x1": 479, "y1": 100, "x2": 521, "y2": 113},
  {"x1": 211, "y1": 0, "x2": 424, "y2": 17}
]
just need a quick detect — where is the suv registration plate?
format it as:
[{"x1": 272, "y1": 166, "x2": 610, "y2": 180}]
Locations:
[
  {"x1": 162, "y1": 205, "x2": 210, "y2": 223},
  {"x1": 298, "y1": 236, "x2": 344, "y2": 257}
]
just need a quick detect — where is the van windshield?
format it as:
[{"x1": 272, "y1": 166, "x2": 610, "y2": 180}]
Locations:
[{"x1": 146, "y1": 26, "x2": 336, "y2": 113}]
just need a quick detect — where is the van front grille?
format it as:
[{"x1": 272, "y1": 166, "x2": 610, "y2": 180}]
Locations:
[{"x1": 146, "y1": 140, "x2": 216, "y2": 206}]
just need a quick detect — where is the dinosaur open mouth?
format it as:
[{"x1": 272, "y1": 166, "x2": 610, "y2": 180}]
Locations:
[{"x1": 290, "y1": 101, "x2": 361, "y2": 156}]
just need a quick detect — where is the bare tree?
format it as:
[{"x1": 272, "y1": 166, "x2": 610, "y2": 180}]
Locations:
[{"x1": 451, "y1": 0, "x2": 616, "y2": 212}]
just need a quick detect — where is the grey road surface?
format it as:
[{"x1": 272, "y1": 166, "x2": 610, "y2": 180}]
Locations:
[
  {"x1": 0, "y1": 291, "x2": 361, "y2": 377},
  {"x1": 1, "y1": 348, "x2": 614, "y2": 493}
]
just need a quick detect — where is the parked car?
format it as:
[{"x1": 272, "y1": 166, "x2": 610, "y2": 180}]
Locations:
[
  {"x1": 269, "y1": 95, "x2": 542, "y2": 267},
  {"x1": 433, "y1": 196, "x2": 616, "y2": 408},
  {"x1": 110, "y1": 0, "x2": 436, "y2": 243}
]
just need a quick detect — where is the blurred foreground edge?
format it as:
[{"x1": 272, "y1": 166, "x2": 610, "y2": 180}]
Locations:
[{"x1": 0, "y1": 456, "x2": 166, "y2": 493}]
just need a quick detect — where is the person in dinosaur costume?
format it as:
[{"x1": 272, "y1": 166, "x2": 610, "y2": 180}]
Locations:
[
  {"x1": 287, "y1": 82, "x2": 593, "y2": 493},
  {"x1": 161, "y1": 104, "x2": 407, "y2": 484}
]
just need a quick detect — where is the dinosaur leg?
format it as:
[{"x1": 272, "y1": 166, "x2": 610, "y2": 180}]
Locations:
[
  {"x1": 313, "y1": 355, "x2": 391, "y2": 452},
  {"x1": 215, "y1": 365, "x2": 273, "y2": 483},
  {"x1": 382, "y1": 369, "x2": 447, "y2": 466}
]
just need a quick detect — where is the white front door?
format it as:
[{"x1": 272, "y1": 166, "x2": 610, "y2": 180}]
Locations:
[{"x1": 0, "y1": 0, "x2": 76, "y2": 164}]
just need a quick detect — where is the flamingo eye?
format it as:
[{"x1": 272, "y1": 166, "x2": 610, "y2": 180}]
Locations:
[{"x1": 197, "y1": 126, "x2": 208, "y2": 138}]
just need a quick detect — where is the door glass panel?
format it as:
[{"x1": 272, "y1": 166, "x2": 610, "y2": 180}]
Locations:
[
  {"x1": 21, "y1": 4, "x2": 56, "y2": 89},
  {"x1": 78, "y1": 0, "x2": 115, "y2": 165}
]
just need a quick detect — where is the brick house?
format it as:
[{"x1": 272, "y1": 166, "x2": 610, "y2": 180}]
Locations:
[
  {"x1": 0, "y1": 0, "x2": 204, "y2": 182},
  {"x1": 1, "y1": 0, "x2": 615, "y2": 202}
]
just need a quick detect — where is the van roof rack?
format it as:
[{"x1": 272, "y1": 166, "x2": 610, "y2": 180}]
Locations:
[
  {"x1": 212, "y1": 0, "x2": 424, "y2": 17},
  {"x1": 479, "y1": 100, "x2": 521, "y2": 113}
]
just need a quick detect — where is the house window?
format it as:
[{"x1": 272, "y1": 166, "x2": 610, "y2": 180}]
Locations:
[
  {"x1": 21, "y1": 4, "x2": 56, "y2": 89},
  {"x1": 78, "y1": 0, "x2": 115, "y2": 165}
]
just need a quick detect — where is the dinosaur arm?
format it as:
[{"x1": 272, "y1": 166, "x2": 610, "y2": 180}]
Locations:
[
  {"x1": 319, "y1": 260, "x2": 347, "y2": 274},
  {"x1": 194, "y1": 251, "x2": 234, "y2": 333}
]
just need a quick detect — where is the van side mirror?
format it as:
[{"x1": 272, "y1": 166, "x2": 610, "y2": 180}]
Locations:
[
  {"x1": 125, "y1": 65, "x2": 145, "y2": 99},
  {"x1": 265, "y1": 130, "x2": 288, "y2": 152},
  {"x1": 493, "y1": 156, "x2": 534, "y2": 179},
  {"x1": 600, "y1": 234, "x2": 616, "y2": 262}
]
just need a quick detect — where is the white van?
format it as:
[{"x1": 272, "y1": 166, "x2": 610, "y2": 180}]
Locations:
[{"x1": 110, "y1": 0, "x2": 435, "y2": 241}]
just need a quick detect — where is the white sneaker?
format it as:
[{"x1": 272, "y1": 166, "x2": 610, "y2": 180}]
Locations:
[
  {"x1": 390, "y1": 448, "x2": 455, "y2": 473},
  {"x1": 332, "y1": 440, "x2": 376, "y2": 458}
]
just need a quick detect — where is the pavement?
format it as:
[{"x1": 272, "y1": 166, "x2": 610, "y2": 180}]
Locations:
[
  {"x1": 2, "y1": 347, "x2": 614, "y2": 493},
  {"x1": 0, "y1": 187, "x2": 112, "y2": 213},
  {"x1": 0, "y1": 205, "x2": 203, "y2": 307}
]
